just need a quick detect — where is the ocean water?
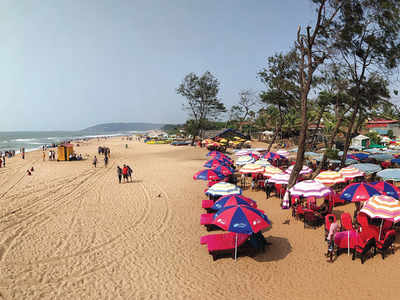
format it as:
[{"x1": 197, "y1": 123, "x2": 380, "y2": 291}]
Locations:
[{"x1": 0, "y1": 131, "x2": 137, "y2": 153}]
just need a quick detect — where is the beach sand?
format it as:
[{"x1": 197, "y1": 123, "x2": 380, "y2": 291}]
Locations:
[{"x1": 0, "y1": 139, "x2": 399, "y2": 299}]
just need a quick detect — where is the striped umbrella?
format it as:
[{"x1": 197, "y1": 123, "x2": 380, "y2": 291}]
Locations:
[
  {"x1": 377, "y1": 169, "x2": 400, "y2": 181},
  {"x1": 339, "y1": 166, "x2": 365, "y2": 180},
  {"x1": 289, "y1": 180, "x2": 332, "y2": 198},
  {"x1": 315, "y1": 171, "x2": 346, "y2": 185},
  {"x1": 193, "y1": 169, "x2": 225, "y2": 181},
  {"x1": 285, "y1": 165, "x2": 313, "y2": 175},
  {"x1": 212, "y1": 195, "x2": 257, "y2": 210},
  {"x1": 263, "y1": 165, "x2": 284, "y2": 177},
  {"x1": 353, "y1": 163, "x2": 382, "y2": 175},
  {"x1": 235, "y1": 150, "x2": 251, "y2": 156},
  {"x1": 254, "y1": 159, "x2": 271, "y2": 167},
  {"x1": 361, "y1": 195, "x2": 400, "y2": 223},
  {"x1": 277, "y1": 149, "x2": 290, "y2": 158},
  {"x1": 340, "y1": 182, "x2": 381, "y2": 202},
  {"x1": 236, "y1": 155, "x2": 255, "y2": 166},
  {"x1": 206, "y1": 182, "x2": 242, "y2": 196},
  {"x1": 239, "y1": 163, "x2": 265, "y2": 174},
  {"x1": 268, "y1": 173, "x2": 290, "y2": 185}
]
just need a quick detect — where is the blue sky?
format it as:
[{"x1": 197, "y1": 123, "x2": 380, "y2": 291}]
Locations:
[{"x1": 0, "y1": 0, "x2": 330, "y2": 130}]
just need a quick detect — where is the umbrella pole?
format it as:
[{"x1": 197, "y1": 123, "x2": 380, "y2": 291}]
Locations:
[
  {"x1": 235, "y1": 233, "x2": 238, "y2": 261},
  {"x1": 379, "y1": 219, "x2": 383, "y2": 241},
  {"x1": 347, "y1": 231, "x2": 350, "y2": 256}
]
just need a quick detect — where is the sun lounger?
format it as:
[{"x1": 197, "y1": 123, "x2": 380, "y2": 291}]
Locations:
[
  {"x1": 200, "y1": 213, "x2": 220, "y2": 231},
  {"x1": 200, "y1": 232, "x2": 254, "y2": 261}
]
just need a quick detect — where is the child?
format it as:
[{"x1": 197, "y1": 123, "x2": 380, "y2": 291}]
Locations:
[{"x1": 251, "y1": 178, "x2": 255, "y2": 191}]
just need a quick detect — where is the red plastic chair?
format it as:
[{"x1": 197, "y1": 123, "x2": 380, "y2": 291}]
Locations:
[
  {"x1": 375, "y1": 230, "x2": 396, "y2": 259},
  {"x1": 340, "y1": 213, "x2": 354, "y2": 231}
]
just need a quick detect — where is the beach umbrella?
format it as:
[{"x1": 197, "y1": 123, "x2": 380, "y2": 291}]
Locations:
[
  {"x1": 352, "y1": 153, "x2": 369, "y2": 160},
  {"x1": 340, "y1": 182, "x2": 382, "y2": 202},
  {"x1": 370, "y1": 181, "x2": 400, "y2": 200},
  {"x1": 289, "y1": 147, "x2": 298, "y2": 152},
  {"x1": 376, "y1": 169, "x2": 400, "y2": 181},
  {"x1": 315, "y1": 171, "x2": 346, "y2": 185},
  {"x1": 305, "y1": 151, "x2": 320, "y2": 157},
  {"x1": 236, "y1": 155, "x2": 255, "y2": 166},
  {"x1": 268, "y1": 173, "x2": 290, "y2": 185},
  {"x1": 193, "y1": 169, "x2": 225, "y2": 181},
  {"x1": 239, "y1": 163, "x2": 265, "y2": 174},
  {"x1": 346, "y1": 154, "x2": 360, "y2": 161},
  {"x1": 360, "y1": 195, "x2": 400, "y2": 239},
  {"x1": 391, "y1": 158, "x2": 400, "y2": 164},
  {"x1": 285, "y1": 165, "x2": 313, "y2": 175},
  {"x1": 364, "y1": 148, "x2": 381, "y2": 154},
  {"x1": 204, "y1": 158, "x2": 230, "y2": 168},
  {"x1": 277, "y1": 149, "x2": 290, "y2": 158},
  {"x1": 207, "y1": 151, "x2": 223, "y2": 157},
  {"x1": 249, "y1": 153, "x2": 261, "y2": 160},
  {"x1": 338, "y1": 166, "x2": 365, "y2": 180},
  {"x1": 263, "y1": 165, "x2": 284, "y2": 177},
  {"x1": 369, "y1": 153, "x2": 393, "y2": 161},
  {"x1": 206, "y1": 182, "x2": 242, "y2": 196},
  {"x1": 254, "y1": 159, "x2": 271, "y2": 167},
  {"x1": 262, "y1": 152, "x2": 286, "y2": 160},
  {"x1": 213, "y1": 205, "x2": 271, "y2": 260},
  {"x1": 212, "y1": 165, "x2": 234, "y2": 176},
  {"x1": 352, "y1": 163, "x2": 382, "y2": 175},
  {"x1": 345, "y1": 159, "x2": 358, "y2": 165},
  {"x1": 212, "y1": 195, "x2": 257, "y2": 210},
  {"x1": 235, "y1": 149, "x2": 251, "y2": 156},
  {"x1": 289, "y1": 180, "x2": 332, "y2": 198}
]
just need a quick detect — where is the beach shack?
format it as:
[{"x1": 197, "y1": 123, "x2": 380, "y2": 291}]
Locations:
[
  {"x1": 57, "y1": 143, "x2": 74, "y2": 161},
  {"x1": 350, "y1": 135, "x2": 369, "y2": 151}
]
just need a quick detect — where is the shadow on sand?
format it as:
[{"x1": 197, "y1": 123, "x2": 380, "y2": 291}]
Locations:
[{"x1": 253, "y1": 236, "x2": 292, "y2": 262}]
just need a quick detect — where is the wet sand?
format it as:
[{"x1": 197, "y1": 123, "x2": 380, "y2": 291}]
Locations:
[{"x1": 0, "y1": 139, "x2": 399, "y2": 299}]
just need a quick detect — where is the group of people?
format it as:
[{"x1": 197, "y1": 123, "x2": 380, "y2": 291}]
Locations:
[
  {"x1": 0, "y1": 150, "x2": 15, "y2": 158},
  {"x1": 117, "y1": 164, "x2": 133, "y2": 183},
  {"x1": 98, "y1": 146, "x2": 111, "y2": 157},
  {"x1": 45, "y1": 150, "x2": 56, "y2": 161}
]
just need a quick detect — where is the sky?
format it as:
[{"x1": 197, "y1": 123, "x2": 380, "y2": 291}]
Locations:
[{"x1": 1, "y1": 0, "x2": 325, "y2": 131}]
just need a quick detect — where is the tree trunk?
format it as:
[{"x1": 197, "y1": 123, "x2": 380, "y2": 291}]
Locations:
[
  {"x1": 309, "y1": 106, "x2": 325, "y2": 150},
  {"x1": 267, "y1": 124, "x2": 278, "y2": 152},
  {"x1": 340, "y1": 105, "x2": 359, "y2": 167}
]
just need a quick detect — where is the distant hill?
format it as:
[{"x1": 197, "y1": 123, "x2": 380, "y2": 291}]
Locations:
[{"x1": 82, "y1": 122, "x2": 164, "y2": 132}]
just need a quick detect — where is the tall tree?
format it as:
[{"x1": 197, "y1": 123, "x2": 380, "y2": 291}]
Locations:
[
  {"x1": 331, "y1": 0, "x2": 400, "y2": 166},
  {"x1": 229, "y1": 89, "x2": 258, "y2": 131},
  {"x1": 176, "y1": 71, "x2": 226, "y2": 145}
]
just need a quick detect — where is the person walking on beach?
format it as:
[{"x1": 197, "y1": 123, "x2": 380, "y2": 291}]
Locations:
[
  {"x1": 93, "y1": 156, "x2": 98, "y2": 168},
  {"x1": 122, "y1": 164, "x2": 128, "y2": 183},
  {"x1": 104, "y1": 155, "x2": 109, "y2": 167},
  {"x1": 1, "y1": 154, "x2": 5, "y2": 167},
  {"x1": 126, "y1": 165, "x2": 133, "y2": 182},
  {"x1": 117, "y1": 166, "x2": 122, "y2": 184},
  {"x1": 43, "y1": 151, "x2": 46, "y2": 161}
]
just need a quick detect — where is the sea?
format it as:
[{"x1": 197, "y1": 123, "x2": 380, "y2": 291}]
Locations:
[{"x1": 0, "y1": 131, "x2": 140, "y2": 153}]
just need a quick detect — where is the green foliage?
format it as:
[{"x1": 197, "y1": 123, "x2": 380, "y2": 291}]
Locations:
[
  {"x1": 366, "y1": 131, "x2": 382, "y2": 145},
  {"x1": 387, "y1": 130, "x2": 395, "y2": 139},
  {"x1": 325, "y1": 148, "x2": 339, "y2": 160}
]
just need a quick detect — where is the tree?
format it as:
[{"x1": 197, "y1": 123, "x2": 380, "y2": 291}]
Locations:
[
  {"x1": 287, "y1": 0, "x2": 342, "y2": 189},
  {"x1": 330, "y1": 0, "x2": 400, "y2": 166},
  {"x1": 176, "y1": 71, "x2": 226, "y2": 145}
]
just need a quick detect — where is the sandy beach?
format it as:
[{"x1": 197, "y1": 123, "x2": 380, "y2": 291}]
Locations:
[{"x1": 0, "y1": 138, "x2": 399, "y2": 299}]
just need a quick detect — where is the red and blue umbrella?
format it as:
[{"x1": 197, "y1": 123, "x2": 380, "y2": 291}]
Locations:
[
  {"x1": 212, "y1": 205, "x2": 271, "y2": 234},
  {"x1": 212, "y1": 165, "x2": 234, "y2": 176},
  {"x1": 340, "y1": 182, "x2": 382, "y2": 202},
  {"x1": 347, "y1": 154, "x2": 360, "y2": 161},
  {"x1": 352, "y1": 153, "x2": 369, "y2": 160},
  {"x1": 207, "y1": 151, "x2": 223, "y2": 157},
  {"x1": 262, "y1": 152, "x2": 285, "y2": 161},
  {"x1": 193, "y1": 169, "x2": 225, "y2": 181},
  {"x1": 204, "y1": 158, "x2": 230, "y2": 168},
  {"x1": 212, "y1": 195, "x2": 257, "y2": 210},
  {"x1": 370, "y1": 181, "x2": 400, "y2": 200}
]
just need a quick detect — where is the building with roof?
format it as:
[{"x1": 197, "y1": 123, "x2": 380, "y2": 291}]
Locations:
[{"x1": 366, "y1": 119, "x2": 400, "y2": 136}]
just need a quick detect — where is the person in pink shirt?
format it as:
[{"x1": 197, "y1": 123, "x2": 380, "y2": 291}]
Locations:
[{"x1": 327, "y1": 217, "x2": 339, "y2": 254}]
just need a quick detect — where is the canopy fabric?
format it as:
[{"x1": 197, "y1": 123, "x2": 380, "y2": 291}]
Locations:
[
  {"x1": 254, "y1": 159, "x2": 271, "y2": 167},
  {"x1": 239, "y1": 163, "x2": 265, "y2": 174},
  {"x1": 212, "y1": 195, "x2": 257, "y2": 210},
  {"x1": 391, "y1": 158, "x2": 400, "y2": 164},
  {"x1": 276, "y1": 149, "x2": 290, "y2": 158},
  {"x1": 352, "y1": 163, "x2": 382, "y2": 175},
  {"x1": 360, "y1": 195, "x2": 400, "y2": 222},
  {"x1": 263, "y1": 166, "x2": 284, "y2": 177},
  {"x1": 315, "y1": 171, "x2": 346, "y2": 185},
  {"x1": 193, "y1": 169, "x2": 225, "y2": 181},
  {"x1": 206, "y1": 182, "x2": 242, "y2": 196},
  {"x1": 234, "y1": 150, "x2": 251, "y2": 156},
  {"x1": 369, "y1": 144, "x2": 385, "y2": 149},
  {"x1": 338, "y1": 166, "x2": 365, "y2": 180},
  {"x1": 212, "y1": 165, "x2": 234, "y2": 176},
  {"x1": 236, "y1": 155, "x2": 255, "y2": 166},
  {"x1": 207, "y1": 151, "x2": 223, "y2": 157},
  {"x1": 352, "y1": 153, "x2": 369, "y2": 160},
  {"x1": 345, "y1": 159, "x2": 359, "y2": 165},
  {"x1": 289, "y1": 180, "x2": 332, "y2": 198},
  {"x1": 285, "y1": 165, "x2": 313, "y2": 175},
  {"x1": 340, "y1": 182, "x2": 381, "y2": 202},
  {"x1": 377, "y1": 169, "x2": 400, "y2": 182},
  {"x1": 370, "y1": 181, "x2": 400, "y2": 200},
  {"x1": 204, "y1": 158, "x2": 230, "y2": 168},
  {"x1": 262, "y1": 152, "x2": 286, "y2": 160},
  {"x1": 213, "y1": 205, "x2": 271, "y2": 234},
  {"x1": 268, "y1": 173, "x2": 290, "y2": 185},
  {"x1": 369, "y1": 153, "x2": 393, "y2": 161},
  {"x1": 304, "y1": 152, "x2": 320, "y2": 157}
]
